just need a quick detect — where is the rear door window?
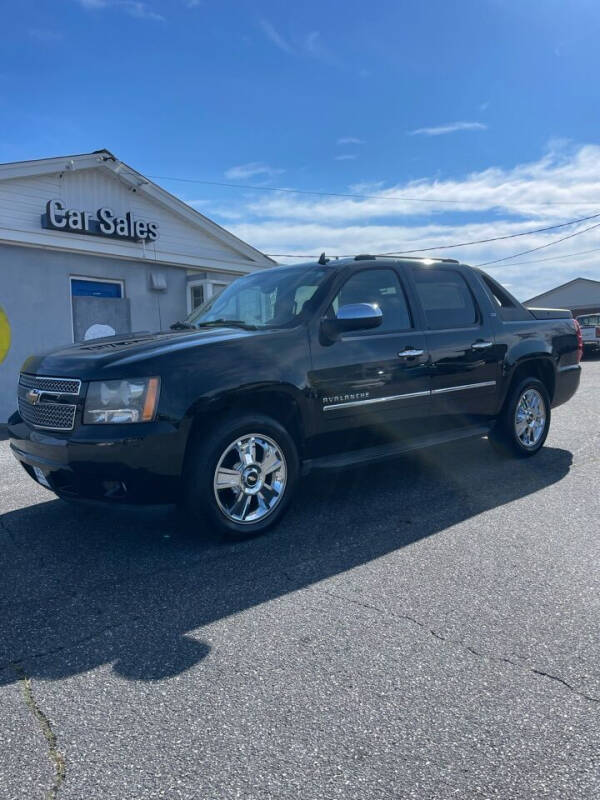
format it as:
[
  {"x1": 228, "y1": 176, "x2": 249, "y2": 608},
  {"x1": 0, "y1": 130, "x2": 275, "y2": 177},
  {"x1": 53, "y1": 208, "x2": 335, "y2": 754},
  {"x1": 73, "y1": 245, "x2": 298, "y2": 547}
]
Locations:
[{"x1": 411, "y1": 268, "x2": 478, "y2": 329}]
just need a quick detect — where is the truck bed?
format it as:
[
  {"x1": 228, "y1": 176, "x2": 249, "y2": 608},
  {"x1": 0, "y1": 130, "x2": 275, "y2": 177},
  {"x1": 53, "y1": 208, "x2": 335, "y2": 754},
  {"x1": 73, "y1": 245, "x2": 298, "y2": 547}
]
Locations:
[{"x1": 526, "y1": 307, "x2": 573, "y2": 320}]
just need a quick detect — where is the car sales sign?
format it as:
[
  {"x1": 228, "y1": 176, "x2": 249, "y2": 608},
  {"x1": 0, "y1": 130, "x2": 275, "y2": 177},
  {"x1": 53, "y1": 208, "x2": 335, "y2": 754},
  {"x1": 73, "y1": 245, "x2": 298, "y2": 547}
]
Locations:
[{"x1": 42, "y1": 200, "x2": 159, "y2": 242}]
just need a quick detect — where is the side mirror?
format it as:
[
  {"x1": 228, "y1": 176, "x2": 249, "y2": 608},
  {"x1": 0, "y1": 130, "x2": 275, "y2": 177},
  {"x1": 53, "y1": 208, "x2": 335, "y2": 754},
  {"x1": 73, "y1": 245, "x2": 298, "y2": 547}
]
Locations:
[{"x1": 320, "y1": 303, "x2": 383, "y2": 343}]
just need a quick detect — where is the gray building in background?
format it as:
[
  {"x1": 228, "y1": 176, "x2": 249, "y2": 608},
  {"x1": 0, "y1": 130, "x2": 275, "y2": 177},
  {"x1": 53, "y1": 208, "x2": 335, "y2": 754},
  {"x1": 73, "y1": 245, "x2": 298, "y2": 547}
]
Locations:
[
  {"x1": 525, "y1": 277, "x2": 600, "y2": 318},
  {"x1": 0, "y1": 150, "x2": 274, "y2": 422}
]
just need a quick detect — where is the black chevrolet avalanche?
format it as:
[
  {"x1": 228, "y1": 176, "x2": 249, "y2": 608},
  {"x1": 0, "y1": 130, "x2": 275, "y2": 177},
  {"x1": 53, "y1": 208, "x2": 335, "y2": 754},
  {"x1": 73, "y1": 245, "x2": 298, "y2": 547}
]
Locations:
[{"x1": 9, "y1": 256, "x2": 582, "y2": 538}]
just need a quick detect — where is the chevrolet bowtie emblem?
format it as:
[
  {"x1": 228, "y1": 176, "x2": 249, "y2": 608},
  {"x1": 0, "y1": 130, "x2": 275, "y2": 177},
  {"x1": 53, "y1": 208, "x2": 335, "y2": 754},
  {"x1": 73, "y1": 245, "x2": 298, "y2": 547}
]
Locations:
[{"x1": 26, "y1": 388, "x2": 43, "y2": 405}]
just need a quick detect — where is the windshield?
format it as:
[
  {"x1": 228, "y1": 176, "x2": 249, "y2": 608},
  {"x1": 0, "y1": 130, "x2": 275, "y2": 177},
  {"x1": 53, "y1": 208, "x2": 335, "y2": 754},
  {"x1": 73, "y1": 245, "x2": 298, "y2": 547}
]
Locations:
[{"x1": 186, "y1": 265, "x2": 332, "y2": 329}]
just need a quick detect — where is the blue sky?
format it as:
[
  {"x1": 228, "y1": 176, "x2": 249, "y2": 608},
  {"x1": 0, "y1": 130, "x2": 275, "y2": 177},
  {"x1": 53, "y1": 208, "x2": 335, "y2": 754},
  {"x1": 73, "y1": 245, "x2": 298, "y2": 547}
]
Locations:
[{"x1": 3, "y1": 0, "x2": 600, "y2": 298}]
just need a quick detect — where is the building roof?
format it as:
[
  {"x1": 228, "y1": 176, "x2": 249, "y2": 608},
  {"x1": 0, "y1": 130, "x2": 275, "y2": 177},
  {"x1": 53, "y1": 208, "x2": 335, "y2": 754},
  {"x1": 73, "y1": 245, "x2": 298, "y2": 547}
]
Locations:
[
  {"x1": 0, "y1": 149, "x2": 275, "y2": 272},
  {"x1": 524, "y1": 276, "x2": 600, "y2": 304}
]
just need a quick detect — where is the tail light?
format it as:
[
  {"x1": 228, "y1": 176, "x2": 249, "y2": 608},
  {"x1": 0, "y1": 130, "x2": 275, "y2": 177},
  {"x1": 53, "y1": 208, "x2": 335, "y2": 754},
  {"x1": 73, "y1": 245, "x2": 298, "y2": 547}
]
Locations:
[
  {"x1": 596, "y1": 326, "x2": 600, "y2": 338},
  {"x1": 573, "y1": 319, "x2": 583, "y2": 362}
]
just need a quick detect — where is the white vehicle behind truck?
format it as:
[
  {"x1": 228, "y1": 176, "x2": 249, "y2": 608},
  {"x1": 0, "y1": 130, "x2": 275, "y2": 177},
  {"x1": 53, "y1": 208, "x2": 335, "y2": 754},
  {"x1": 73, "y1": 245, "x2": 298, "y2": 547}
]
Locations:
[{"x1": 577, "y1": 314, "x2": 600, "y2": 354}]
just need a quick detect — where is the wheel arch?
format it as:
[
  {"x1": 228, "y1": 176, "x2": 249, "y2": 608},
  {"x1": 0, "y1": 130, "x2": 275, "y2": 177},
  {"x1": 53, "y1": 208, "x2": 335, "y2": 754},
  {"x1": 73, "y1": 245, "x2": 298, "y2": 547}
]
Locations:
[
  {"x1": 183, "y1": 384, "x2": 307, "y2": 464},
  {"x1": 502, "y1": 356, "x2": 556, "y2": 410}
]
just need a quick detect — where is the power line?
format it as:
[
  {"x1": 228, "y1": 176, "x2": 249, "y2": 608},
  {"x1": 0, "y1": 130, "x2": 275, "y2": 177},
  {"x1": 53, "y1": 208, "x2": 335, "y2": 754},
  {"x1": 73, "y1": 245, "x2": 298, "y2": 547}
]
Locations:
[
  {"x1": 474, "y1": 220, "x2": 600, "y2": 267},
  {"x1": 376, "y1": 212, "x2": 600, "y2": 254},
  {"x1": 483, "y1": 246, "x2": 600, "y2": 268},
  {"x1": 265, "y1": 210, "x2": 600, "y2": 259},
  {"x1": 148, "y1": 173, "x2": 600, "y2": 208}
]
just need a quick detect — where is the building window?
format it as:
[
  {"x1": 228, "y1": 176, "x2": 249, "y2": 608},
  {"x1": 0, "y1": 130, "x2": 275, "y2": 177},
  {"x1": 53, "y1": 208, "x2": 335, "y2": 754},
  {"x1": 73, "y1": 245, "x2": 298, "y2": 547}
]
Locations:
[
  {"x1": 70, "y1": 276, "x2": 128, "y2": 342},
  {"x1": 71, "y1": 278, "x2": 123, "y2": 298},
  {"x1": 187, "y1": 279, "x2": 231, "y2": 314},
  {"x1": 210, "y1": 281, "x2": 228, "y2": 298},
  {"x1": 190, "y1": 284, "x2": 205, "y2": 310}
]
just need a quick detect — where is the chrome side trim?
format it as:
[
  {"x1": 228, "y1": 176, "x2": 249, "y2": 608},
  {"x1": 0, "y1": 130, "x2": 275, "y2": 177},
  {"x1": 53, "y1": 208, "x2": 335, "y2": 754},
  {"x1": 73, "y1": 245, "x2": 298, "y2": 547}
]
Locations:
[
  {"x1": 431, "y1": 380, "x2": 496, "y2": 395},
  {"x1": 322, "y1": 380, "x2": 497, "y2": 410},
  {"x1": 398, "y1": 349, "x2": 425, "y2": 357},
  {"x1": 323, "y1": 390, "x2": 430, "y2": 411}
]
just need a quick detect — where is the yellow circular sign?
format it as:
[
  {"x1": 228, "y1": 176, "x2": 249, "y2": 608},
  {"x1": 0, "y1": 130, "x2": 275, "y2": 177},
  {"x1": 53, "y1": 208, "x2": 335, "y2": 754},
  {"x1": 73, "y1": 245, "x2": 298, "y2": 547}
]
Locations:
[{"x1": 0, "y1": 306, "x2": 11, "y2": 364}]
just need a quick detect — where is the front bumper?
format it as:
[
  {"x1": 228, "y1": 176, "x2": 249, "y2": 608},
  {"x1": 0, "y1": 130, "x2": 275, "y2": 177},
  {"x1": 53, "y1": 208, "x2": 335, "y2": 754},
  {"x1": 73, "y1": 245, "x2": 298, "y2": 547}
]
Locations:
[{"x1": 8, "y1": 413, "x2": 188, "y2": 504}]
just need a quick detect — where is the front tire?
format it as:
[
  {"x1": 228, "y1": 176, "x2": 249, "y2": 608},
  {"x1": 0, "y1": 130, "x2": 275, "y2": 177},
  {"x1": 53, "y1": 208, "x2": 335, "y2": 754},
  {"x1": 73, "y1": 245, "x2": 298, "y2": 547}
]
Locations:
[
  {"x1": 184, "y1": 413, "x2": 299, "y2": 539},
  {"x1": 489, "y1": 377, "x2": 551, "y2": 458}
]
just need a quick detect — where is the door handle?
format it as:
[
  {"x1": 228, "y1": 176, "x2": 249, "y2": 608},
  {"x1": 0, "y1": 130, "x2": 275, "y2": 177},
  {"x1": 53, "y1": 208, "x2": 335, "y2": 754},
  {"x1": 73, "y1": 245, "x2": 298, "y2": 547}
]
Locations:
[
  {"x1": 471, "y1": 340, "x2": 493, "y2": 350},
  {"x1": 398, "y1": 348, "x2": 424, "y2": 357}
]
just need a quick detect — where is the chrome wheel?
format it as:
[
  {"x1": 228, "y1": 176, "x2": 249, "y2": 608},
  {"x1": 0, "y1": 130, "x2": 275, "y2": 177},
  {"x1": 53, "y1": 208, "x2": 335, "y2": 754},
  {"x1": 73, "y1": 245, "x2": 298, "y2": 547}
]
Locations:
[
  {"x1": 213, "y1": 434, "x2": 287, "y2": 524},
  {"x1": 514, "y1": 388, "x2": 546, "y2": 448}
]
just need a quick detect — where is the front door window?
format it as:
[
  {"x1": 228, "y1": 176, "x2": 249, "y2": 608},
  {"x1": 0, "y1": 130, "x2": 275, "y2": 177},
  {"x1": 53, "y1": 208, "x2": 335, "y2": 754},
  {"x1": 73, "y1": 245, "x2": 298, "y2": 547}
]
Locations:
[{"x1": 331, "y1": 269, "x2": 413, "y2": 333}]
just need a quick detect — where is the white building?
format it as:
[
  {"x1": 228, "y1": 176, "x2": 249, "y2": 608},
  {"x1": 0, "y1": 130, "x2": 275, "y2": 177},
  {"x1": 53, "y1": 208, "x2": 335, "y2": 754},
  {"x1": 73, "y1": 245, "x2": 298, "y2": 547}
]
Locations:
[
  {"x1": 0, "y1": 150, "x2": 274, "y2": 421},
  {"x1": 525, "y1": 277, "x2": 600, "y2": 317}
]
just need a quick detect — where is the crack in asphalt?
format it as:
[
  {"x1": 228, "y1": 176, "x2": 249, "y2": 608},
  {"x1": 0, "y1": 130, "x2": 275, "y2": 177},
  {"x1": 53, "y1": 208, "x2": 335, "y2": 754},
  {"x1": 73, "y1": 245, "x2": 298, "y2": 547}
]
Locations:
[
  {"x1": 321, "y1": 589, "x2": 600, "y2": 704},
  {"x1": 0, "y1": 513, "x2": 21, "y2": 551},
  {"x1": 530, "y1": 668, "x2": 600, "y2": 701},
  {"x1": 12, "y1": 664, "x2": 66, "y2": 800}
]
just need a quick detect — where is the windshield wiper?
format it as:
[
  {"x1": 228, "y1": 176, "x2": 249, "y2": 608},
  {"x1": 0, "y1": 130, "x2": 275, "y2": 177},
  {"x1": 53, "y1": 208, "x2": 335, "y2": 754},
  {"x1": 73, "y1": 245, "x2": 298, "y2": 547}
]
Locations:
[
  {"x1": 170, "y1": 320, "x2": 196, "y2": 330},
  {"x1": 195, "y1": 319, "x2": 258, "y2": 330}
]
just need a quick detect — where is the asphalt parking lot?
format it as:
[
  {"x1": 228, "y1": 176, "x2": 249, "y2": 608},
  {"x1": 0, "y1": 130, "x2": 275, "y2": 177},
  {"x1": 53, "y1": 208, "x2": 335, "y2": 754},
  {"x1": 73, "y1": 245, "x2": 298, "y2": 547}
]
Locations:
[{"x1": 1, "y1": 360, "x2": 599, "y2": 800}]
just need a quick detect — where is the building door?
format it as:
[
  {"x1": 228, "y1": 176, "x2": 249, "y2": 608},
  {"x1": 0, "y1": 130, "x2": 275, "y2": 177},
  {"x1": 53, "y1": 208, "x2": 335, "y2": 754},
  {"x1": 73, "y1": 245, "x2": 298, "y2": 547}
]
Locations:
[{"x1": 71, "y1": 278, "x2": 131, "y2": 342}]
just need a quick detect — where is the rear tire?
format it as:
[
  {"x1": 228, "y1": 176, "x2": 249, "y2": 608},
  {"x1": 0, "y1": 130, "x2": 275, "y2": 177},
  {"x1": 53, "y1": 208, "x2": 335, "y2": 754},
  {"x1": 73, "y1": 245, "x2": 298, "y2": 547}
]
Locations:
[
  {"x1": 184, "y1": 413, "x2": 299, "y2": 539},
  {"x1": 489, "y1": 377, "x2": 551, "y2": 458}
]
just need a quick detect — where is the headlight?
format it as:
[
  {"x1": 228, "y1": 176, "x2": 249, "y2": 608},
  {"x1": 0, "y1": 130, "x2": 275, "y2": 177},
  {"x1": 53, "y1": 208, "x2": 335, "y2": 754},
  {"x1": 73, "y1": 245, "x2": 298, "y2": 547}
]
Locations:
[{"x1": 84, "y1": 377, "x2": 160, "y2": 424}]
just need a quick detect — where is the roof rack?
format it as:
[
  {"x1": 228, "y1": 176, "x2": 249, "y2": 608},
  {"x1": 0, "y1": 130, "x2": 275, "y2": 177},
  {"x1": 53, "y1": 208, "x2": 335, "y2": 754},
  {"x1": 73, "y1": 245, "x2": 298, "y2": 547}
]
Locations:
[{"x1": 351, "y1": 254, "x2": 460, "y2": 264}]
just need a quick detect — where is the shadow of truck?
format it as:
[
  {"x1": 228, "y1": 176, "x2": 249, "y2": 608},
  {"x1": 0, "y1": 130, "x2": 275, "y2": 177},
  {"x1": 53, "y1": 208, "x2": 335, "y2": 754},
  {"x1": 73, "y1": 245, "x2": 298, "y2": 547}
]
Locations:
[{"x1": 0, "y1": 437, "x2": 572, "y2": 684}]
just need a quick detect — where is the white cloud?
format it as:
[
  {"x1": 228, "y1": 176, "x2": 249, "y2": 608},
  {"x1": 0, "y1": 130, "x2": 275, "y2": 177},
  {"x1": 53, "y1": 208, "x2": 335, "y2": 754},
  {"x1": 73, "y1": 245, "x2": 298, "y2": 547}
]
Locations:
[
  {"x1": 123, "y1": 1, "x2": 164, "y2": 19},
  {"x1": 198, "y1": 143, "x2": 600, "y2": 300},
  {"x1": 259, "y1": 20, "x2": 294, "y2": 54},
  {"x1": 305, "y1": 30, "x2": 319, "y2": 52},
  {"x1": 258, "y1": 21, "x2": 343, "y2": 66},
  {"x1": 408, "y1": 121, "x2": 488, "y2": 136},
  {"x1": 304, "y1": 30, "x2": 341, "y2": 66},
  {"x1": 337, "y1": 137, "x2": 365, "y2": 146},
  {"x1": 29, "y1": 28, "x2": 63, "y2": 41},
  {"x1": 227, "y1": 216, "x2": 600, "y2": 301},
  {"x1": 224, "y1": 162, "x2": 284, "y2": 180},
  {"x1": 76, "y1": 1, "x2": 164, "y2": 20},
  {"x1": 243, "y1": 144, "x2": 600, "y2": 223},
  {"x1": 334, "y1": 154, "x2": 358, "y2": 161}
]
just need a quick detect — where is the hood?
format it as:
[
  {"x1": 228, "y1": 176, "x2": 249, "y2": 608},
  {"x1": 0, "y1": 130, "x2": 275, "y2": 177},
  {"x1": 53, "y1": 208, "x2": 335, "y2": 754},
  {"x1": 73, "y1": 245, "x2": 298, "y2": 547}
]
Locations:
[{"x1": 21, "y1": 325, "x2": 272, "y2": 378}]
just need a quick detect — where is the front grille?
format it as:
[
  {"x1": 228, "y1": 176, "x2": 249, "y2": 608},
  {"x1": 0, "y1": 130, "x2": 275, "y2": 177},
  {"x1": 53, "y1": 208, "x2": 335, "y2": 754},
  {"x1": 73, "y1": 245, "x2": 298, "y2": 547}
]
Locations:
[
  {"x1": 18, "y1": 373, "x2": 81, "y2": 431},
  {"x1": 18, "y1": 397, "x2": 77, "y2": 431},
  {"x1": 19, "y1": 374, "x2": 81, "y2": 395}
]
